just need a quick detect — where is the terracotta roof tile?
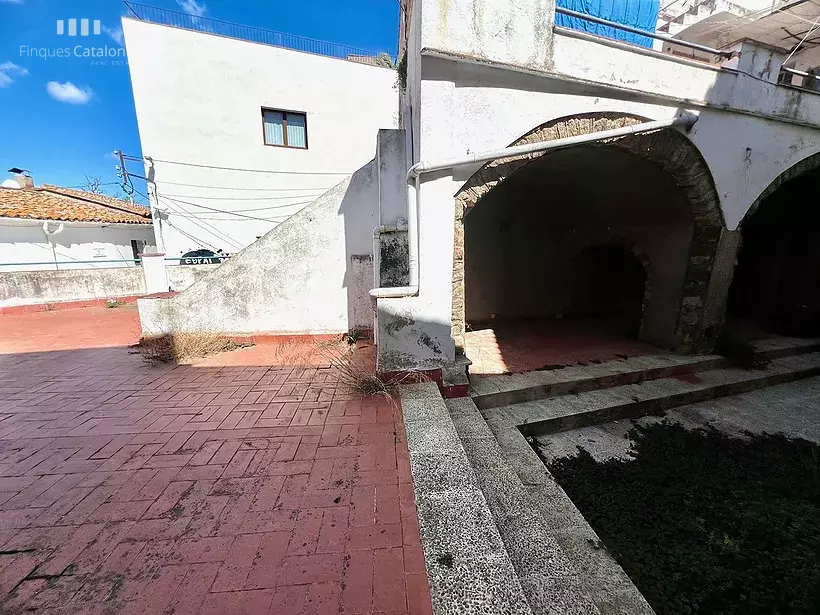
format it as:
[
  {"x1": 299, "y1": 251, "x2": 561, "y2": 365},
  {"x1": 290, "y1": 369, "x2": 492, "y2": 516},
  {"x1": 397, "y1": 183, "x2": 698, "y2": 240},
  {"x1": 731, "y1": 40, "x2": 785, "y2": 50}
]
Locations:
[{"x1": 0, "y1": 185, "x2": 151, "y2": 224}]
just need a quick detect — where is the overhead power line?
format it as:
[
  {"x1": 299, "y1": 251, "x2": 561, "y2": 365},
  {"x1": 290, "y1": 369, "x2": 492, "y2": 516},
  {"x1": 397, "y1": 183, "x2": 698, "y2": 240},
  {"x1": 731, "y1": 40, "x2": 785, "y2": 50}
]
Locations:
[
  {"x1": 151, "y1": 179, "x2": 335, "y2": 191},
  {"x1": 144, "y1": 157, "x2": 351, "y2": 176},
  {"x1": 160, "y1": 192, "x2": 323, "y2": 201},
  {"x1": 158, "y1": 193, "x2": 285, "y2": 222},
  {"x1": 155, "y1": 198, "x2": 314, "y2": 213}
]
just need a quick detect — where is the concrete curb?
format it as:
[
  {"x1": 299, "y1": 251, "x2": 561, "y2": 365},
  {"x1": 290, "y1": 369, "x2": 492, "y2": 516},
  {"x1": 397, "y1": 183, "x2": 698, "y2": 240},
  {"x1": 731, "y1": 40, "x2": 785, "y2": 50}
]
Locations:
[
  {"x1": 447, "y1": 397, "x2": 610, "y2": 615},
  {"x1": 400, "y1": 382, "x2": 534, "y2": 615}
]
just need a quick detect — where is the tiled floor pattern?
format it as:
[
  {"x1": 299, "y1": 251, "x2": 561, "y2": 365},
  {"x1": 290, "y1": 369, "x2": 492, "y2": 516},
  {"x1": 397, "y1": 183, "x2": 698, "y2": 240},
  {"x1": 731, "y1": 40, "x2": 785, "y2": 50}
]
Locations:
[
  {"x1": 0, "y1": 308, "x2": 432, "y2": 615},
  {"x1": 465, "y1": 318, "x2": 657, "y2": 374}
]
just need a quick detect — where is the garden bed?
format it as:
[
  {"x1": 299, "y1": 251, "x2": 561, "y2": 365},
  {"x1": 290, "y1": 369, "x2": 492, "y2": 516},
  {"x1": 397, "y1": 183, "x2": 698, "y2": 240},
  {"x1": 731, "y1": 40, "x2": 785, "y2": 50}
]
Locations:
[{"x1": 543, "y1": 422, "x2": 820, "y2": 615}]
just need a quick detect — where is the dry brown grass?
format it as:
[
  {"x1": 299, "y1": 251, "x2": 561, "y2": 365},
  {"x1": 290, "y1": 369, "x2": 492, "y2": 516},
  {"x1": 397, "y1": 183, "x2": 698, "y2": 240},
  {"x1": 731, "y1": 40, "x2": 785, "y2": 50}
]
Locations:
[
  {"x1": 319, "y1": 342, "x2": 431, "y2": 402},
  {"x1": 138, "y1": 333, "x2": 252, "y2": 364}
]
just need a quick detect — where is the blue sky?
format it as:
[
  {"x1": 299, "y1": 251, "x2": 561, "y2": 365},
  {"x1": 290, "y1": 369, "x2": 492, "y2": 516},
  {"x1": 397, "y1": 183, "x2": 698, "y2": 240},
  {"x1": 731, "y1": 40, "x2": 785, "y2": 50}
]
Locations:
[{"x1": 0, "y1": 0, "x2": 399, "y2": 202}]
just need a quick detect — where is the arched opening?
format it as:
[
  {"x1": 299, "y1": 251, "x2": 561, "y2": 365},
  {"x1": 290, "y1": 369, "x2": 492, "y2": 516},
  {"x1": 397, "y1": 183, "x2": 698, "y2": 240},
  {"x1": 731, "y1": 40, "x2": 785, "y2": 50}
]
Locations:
[
  {"x1": 453, "y1": 113, "x2": 724, "y2": 374},
  {"x1": 568, "y1": 245, "x2": 647, "y2": 339},
  {"x1": 727, "y1": 161, "x2": 820, "y2": 338}
]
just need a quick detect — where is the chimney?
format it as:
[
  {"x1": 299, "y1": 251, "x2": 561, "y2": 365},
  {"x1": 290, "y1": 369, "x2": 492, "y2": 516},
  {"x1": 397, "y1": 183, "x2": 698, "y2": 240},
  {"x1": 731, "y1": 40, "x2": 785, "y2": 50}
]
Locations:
[{"x1": 7, "y1": 167, "x2": 34, "y2": 189}]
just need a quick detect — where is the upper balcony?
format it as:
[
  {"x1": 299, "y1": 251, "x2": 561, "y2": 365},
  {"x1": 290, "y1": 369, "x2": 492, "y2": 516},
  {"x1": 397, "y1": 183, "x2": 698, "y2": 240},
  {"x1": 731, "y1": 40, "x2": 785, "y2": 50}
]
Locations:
[{"x1": 122, "y1": 1, "x2": 396, "y2": 67}]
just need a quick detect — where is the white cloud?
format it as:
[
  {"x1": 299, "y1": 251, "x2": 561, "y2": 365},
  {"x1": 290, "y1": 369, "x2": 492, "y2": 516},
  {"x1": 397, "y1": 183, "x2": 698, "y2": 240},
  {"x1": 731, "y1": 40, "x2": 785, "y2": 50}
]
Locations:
[
  {"x1": 46, "y1": 81, "x2": 93, "y2": 105},
  {"x1": 0, "y1": 62, "x2": 28, "y2": 87},
  {"x1": 102, "y1": 26, "x2": 124, "y2": 46},
  {"x1": 176, "y1": 0, "x2": 206, "y2": 16}
]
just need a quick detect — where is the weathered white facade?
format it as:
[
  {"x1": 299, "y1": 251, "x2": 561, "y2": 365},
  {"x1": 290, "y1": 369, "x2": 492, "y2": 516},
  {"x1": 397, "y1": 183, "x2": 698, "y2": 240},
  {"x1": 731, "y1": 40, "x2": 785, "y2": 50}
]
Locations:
[
  {"x1": 133, "y1": 0, "x2": 820, "y2": 380},
  {"x1": 372, "y1": 0, "x2": 820, "y2": 371},
  {"x1": 0, "y1": 218, "x2": 154, "y2": 272},
  {"x1": 123, "y1": 17, "x2": 399, "y2": 259}
]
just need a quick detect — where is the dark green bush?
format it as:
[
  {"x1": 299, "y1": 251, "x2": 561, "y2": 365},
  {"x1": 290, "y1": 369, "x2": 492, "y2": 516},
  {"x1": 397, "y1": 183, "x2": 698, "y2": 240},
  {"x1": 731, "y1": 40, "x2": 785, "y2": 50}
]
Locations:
[{"x1": 545, "y1": 422, "x2": 820, "y2": 615}]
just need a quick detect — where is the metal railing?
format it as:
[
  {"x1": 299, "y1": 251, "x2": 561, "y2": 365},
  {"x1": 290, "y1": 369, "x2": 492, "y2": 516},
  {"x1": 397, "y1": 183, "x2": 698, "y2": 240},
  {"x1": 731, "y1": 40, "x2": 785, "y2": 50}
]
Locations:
[
  {"x1": 123, "y1": 2, "x2": 396, "y2": 67},
  {"x1": 779, "y1": 65, "x2": 820, "y2": 94}
]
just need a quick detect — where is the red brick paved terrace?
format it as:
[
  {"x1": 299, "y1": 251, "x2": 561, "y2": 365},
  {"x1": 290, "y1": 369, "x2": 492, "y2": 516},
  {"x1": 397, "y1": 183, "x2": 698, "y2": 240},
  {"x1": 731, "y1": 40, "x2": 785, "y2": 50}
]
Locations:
[{"x1": 0, "y1": 307, "x2": 432, "y2": 614}]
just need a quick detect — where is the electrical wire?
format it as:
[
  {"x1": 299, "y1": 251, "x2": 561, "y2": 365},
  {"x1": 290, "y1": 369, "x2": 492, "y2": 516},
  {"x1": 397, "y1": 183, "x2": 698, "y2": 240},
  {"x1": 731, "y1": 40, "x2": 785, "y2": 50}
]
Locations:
[
  {"x1": 685, "y1": 2, "x2": 820, "y2": 43},
  {"x1": 150, "y1": 179, "x2": 335, "y2": 191},
  {"x1": 784, "y1": 10, "x2": 820, "y2": 63},
  {"x1": 158, "y1": 193, "x2": 290, "y2": 222},
  {"x1": 143, "y1": 156, "x2": 350, "y2": 176},
  {"x1": 133, "y1": 187, "x2": 245, "y2": 250},
  {"x1": 160, "y1": 192, "x2": 323, "y2": 201},
  {"x1": 174, "y1": 200, "x2": 315, "y2": 214},
  {"x1": 159, "y1": 197, "x2": 245, "y2": 250},
  {"x1": 164, "y1": 219, "x2": 222, "y2": 252}
]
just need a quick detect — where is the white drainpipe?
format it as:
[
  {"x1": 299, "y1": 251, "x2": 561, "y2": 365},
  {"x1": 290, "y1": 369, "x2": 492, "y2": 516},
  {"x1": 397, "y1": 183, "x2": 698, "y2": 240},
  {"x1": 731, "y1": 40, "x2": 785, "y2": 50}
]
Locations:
[
  {"x1": 369, "y1": 112, "x2": 699, "y2": 300},
  {"x1": 42, "y1": 221, "x2": 65, "y2": 271}
]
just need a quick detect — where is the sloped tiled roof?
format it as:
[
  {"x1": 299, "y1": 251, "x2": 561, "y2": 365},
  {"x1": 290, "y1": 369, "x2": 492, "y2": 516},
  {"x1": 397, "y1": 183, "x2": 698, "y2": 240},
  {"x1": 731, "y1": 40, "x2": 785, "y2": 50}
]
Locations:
[{"x1": 0, "y1": 184, "x2": 152, "y2": 224}]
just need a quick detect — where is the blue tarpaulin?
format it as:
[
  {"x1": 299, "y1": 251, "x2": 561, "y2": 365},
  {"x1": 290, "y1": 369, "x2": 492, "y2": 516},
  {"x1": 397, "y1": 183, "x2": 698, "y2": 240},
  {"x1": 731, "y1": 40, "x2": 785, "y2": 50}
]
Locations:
[{"x1": 555, "y1": 0, "x2": 660, "y2": 48}]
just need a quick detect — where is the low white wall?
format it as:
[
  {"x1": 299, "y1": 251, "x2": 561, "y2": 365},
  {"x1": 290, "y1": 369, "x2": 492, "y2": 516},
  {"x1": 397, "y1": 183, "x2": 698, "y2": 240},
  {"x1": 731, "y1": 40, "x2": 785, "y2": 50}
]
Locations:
[
  {"x1": 167, "y1": 263, "x2": 220, "y2": 292},
  {"x1": 138, "y1": 160, "x2": 378, "y2": 336},
  {"x1": 0, "y1": 262, "x2": 220, "y2": 307},
  {"x1": 0, "y1": 267, "x2": 145, "y2": 307}
]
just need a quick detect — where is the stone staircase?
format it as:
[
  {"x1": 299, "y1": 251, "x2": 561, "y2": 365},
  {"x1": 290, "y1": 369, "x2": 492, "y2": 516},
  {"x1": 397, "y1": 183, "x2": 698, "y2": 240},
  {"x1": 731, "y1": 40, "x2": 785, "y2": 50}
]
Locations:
[
  {"x1": 472, "y1": 337, "x2": 820, "y2": 436},
  {"x1": 403, "y1": 337, "x2": 820, "y2": 615}
]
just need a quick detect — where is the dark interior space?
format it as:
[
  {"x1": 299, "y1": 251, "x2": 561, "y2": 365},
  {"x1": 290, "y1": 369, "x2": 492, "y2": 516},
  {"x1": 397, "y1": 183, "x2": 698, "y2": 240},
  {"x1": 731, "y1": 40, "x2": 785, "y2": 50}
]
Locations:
[
  {"x1": 568, "y1": 245, "x2": 647, "y2": 338},
  {"x1": 728, "y1": 169, "x2": 820, "y2": 337},
  {"x1": 463, "y1": 144, "x2": 695, "y2": 372}
]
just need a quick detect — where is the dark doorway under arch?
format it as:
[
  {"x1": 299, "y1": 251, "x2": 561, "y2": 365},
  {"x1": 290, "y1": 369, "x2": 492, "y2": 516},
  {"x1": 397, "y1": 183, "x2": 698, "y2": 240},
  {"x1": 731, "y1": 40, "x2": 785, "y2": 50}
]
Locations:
[
  {"x1": 727, "y1": 168, "x2": 820, "y2": 337},
  {"x1": 462, "y1": 143, "x2": 695, "y2": 373},
  {"x1": 569, "y1": 245, "x2": 647, "y2": 339}
]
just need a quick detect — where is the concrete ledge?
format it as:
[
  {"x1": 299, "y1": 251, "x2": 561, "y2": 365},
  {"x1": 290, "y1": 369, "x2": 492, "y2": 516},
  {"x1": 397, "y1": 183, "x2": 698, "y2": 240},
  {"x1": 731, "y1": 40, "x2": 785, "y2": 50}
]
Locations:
[
  {"x1": 470, "y1": 354, "x2": 726, "y2": 410},
  {"x1": 400, "y1": 382, "x2": 534, "y2": 615},
  {"x1": 0, "y1": 266, "x2": 145, "y2": 309},
  {"x1": 493, "y1": 352, "x2": 820, "y2": 436},
  {"x1": 0, "y1": 294, "x2": 143, "y2": 315},
  {"x1": 480, "y1": 416, "x2": 654, "y2": 615},
  {"x1": 449, "y1": 397, "x2": 616, "y2": 615}
]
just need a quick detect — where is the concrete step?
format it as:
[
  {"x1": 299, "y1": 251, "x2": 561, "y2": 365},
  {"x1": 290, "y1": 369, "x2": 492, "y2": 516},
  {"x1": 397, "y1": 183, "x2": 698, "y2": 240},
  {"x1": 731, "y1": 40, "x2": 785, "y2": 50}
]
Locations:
[
  {"x1": 751, "y1": 336, "x2": 820, "y2": 359},
  {"x1": 470, "y1": 336, "x2": 820, "y2": 410},
  {"x1": 447, "y1": 396, "x2": 641, "y2": 615},
  {"x1": 485, "y1": 351, "x2": 820, "y2": 436},
  {"x1": 399, "y1": 383, "x2": 535, "y2": 615},
  {"x1": 470, "y1": 353, "x2": 725, "y2": 410}
]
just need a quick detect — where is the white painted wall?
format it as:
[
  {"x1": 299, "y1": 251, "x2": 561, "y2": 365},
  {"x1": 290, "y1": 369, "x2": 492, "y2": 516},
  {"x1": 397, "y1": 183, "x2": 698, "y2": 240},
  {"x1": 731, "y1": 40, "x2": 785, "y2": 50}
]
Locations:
[
  {"x1": 139, "y1": 159, "x2": 379, "y2": 336},
  {"x1": 377, "y1": 0, "x2": 820, "y2": 370},
  {"x1": 123, "y1": 18, "x2": 399, "y2": 259},
  {"x1": 0, "y1": 262, "x2": 215, "y2": 307},
  {"x1": 0, "y1": 267, "x2": 145, "y2": 307},
  {"x1": 0, "y1": 218, "x2": 155, "y2": 271}
]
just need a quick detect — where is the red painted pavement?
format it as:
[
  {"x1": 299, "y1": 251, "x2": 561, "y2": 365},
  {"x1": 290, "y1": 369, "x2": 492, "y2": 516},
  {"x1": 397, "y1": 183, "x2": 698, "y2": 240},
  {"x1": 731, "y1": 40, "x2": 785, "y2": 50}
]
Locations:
[
  {"x1": 466, "y1": 318, "x2": 657, "y2": 374},
  {"x1": 0, "y1": 307, "x2": 433, "y2": 614}
]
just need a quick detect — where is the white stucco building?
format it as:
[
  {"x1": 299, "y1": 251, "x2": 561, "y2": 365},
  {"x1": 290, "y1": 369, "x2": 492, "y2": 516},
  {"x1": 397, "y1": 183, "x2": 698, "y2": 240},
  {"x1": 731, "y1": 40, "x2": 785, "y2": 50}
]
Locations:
[
  {"x1": 122, "y1": 10, "x2": 399, "y2": 259},
  {"x1": 136, "y1": 0, "x2": 820, "y2": 389},
  {"x1": 0, "y1": 178, "x2": 154, "y2": 272}
]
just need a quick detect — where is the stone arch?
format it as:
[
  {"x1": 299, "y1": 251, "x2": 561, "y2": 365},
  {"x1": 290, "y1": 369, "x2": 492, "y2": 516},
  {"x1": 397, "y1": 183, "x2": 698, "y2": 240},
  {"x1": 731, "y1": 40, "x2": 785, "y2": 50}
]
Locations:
[
  {"x1": 451, "y1": 112, "x2": 724, "y2": 354},
  {"x1": 743, "y1": 150, "x2": 820, "y2": 222},
  {"x1": 727, "y1": 150, "x2": 820, "y2": 336}
]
